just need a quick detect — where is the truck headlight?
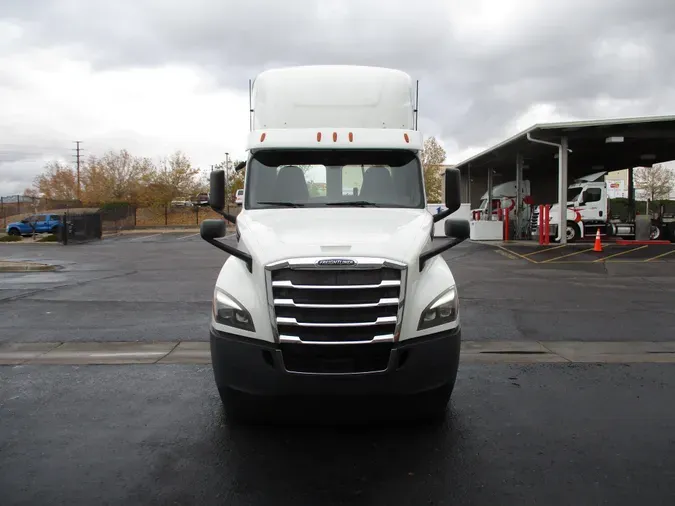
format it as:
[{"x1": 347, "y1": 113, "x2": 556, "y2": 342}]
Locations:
[
  {"x1": 212, "y1": 288, "x2": 255, "y2": 332},
  {"x1": 417, "y1": 286, "x2": 459, "y2": 330}
]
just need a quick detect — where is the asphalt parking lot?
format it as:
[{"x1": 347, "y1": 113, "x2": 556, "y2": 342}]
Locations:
[
  {"x1": 2, "y1": 233, "x2": 675, "y2": 505},
  {"x1": 496, "y1": 242, "x2": 675, "y2": 265}
]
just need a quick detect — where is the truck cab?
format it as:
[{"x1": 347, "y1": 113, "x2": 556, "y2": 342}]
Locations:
[
  {"x1": 472, "y1": 180, "x2": 532, "y2": 222},
  {"x1": 200, "y1": 65, "x2": 470, "y2": 423}
]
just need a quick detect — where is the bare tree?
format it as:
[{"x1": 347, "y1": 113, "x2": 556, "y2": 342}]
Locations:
[
  {"x1": 145, "y1": 151, "x2": 201, "y2": 205},
  {"x1": 634, "y1": 164, "x2": 675, "y2": 201},
  {"x1": 32, "y1": 161, "x2": 78, "y2": 200},
  {"x1": 82, "y1": 150, "x2": 155, "y2": 203},
  {"x1": 420, "y1": 137, "x2": 446, "y2": 202}
]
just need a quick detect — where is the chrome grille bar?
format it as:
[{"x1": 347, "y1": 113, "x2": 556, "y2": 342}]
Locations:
[
  {"x1": 277, "y1": 316, "x2": 398, "y2": 327},
  {"x1": 272, "y1": 279, "x2": 400, "y2": 290},
  {"x1": 274, "y1": 298, "x2": 399, "y2": 308},
  {"x1": 279, "y1": 334, "x2": 395, "y2": 345}
]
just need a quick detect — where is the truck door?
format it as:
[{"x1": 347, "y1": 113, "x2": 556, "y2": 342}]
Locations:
[
  {"x1": 29, "y1": 214, "x2": 47, "y2": 233},
  {"x1": 578, "y1": 187, "x2": 604, "y2": 222}
]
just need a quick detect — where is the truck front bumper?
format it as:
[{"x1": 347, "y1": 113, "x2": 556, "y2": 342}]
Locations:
[{"x1": 210, "y1": 326, "x2": 461, "y2": 397}]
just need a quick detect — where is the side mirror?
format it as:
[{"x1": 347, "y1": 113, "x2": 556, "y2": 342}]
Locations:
[
  {"x1": 445, "y1": 219, "x2": 470, "y2": 239},
  {"x1": 444, "y1": 168, "x2": 461, "y2": 215},
  {"x1": 200, "y1": 219, "x2": 227, "y2": 240},
  {"x1": 209, "y1": 170, "x2": 226, "y2": 212},
  {"x1": 235, "y1": 161, "x2": 246, "y2": 172}
]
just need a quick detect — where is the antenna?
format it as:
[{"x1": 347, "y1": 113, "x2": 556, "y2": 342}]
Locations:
[
  {"x1": 414, "y1": 80, "x2": 420, "y2": 130},
  {"x1": 249, "y1": 78, "x2": 253, "y2": 132}
]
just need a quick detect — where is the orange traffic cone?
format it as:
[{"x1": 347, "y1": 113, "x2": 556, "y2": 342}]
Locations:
[{"x1": 593, "y1": 228, "x2": 603, "y2": 252}]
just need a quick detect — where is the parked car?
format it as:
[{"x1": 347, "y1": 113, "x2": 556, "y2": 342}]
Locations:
[
  {"x1": 6, "y1": 214, "x2": 62, "y2": 236},
  {"x1": 235, "y1": 189, "x2": 244, "y2": 206},
  {"x1": 194, "y1": 193, "x2": 210, "y2": 206},
  {"x1": 171, "y1": 199, "x2": 193, "y2": 207}
]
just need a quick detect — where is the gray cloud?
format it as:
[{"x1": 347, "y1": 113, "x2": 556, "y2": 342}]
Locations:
[{"x1": 3, "y1": 0, "x2": 675, "y2": 168}]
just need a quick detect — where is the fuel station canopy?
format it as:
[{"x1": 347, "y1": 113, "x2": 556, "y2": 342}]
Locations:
[{"x1": 454, "y1": 114, "x2": 675, "y2": 182}]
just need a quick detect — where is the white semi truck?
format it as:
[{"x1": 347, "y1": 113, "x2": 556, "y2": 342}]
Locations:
[
  {"x1": 199, "y1": 65, "x2": 470, "y2": 422},
  {"x1": 531, "y1": 171, "x2": 675, "y2": 242},
  {"x1": 471, "y1": 180, "x2": 532, "y2": 222}
]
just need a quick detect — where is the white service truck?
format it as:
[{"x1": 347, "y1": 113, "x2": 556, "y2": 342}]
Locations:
[
  {"x1": 531, "y1": 171, "x2": 675, "y2": 242},
  {"x1": 200, "y1": 65, "x2": 470, "y2": 422}
]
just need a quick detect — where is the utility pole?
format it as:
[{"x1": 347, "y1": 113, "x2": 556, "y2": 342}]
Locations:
[
  {"x1": 225, "y1": 152, "x2": 230, "y2": 214},
  {"x1": 73, "y1": 141, "x2": 82, "y2": 201}
]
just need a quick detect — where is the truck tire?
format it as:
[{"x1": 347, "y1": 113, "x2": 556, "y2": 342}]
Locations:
[
  {"x1": 565, "y1": 221, "x2": 580, "y2": 243},
  {"x1": 410, "y1": 383, "x2": 453, "y2": 422},
  {"x1": 650, "y1": 225, "x2": 662, "y2": 241},
  {"x1": 218, "y1": 387, "x2": 268, "y2": 425}
]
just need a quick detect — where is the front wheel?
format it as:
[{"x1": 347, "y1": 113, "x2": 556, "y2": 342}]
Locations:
[
  {"x1": 565, "y1": 221, "x2": 580, "y2": 243},
  {"x1": 407, "y1": 384, "x2": 453, "y2": 422},
  {"x1": 650, "y1": 225, "x2": 662, "y2": 241},
  {"x1": 7, "y1": 228, "x2": 20, "y2": 236}
]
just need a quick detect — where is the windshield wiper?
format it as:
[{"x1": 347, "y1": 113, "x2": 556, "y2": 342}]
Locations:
[
  {"x1": 256, "y1": 201, "x2": 305, "y2": 207},
  {"x1": 324, "y1": 201, "x2": 381, "y2": 207}
]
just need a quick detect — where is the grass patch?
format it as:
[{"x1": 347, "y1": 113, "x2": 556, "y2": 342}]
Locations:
[
  {"x1": 36, "y1": 234, "x2": 58, "y2": 242},
  {"x1": 0, "y1": 235, "x2": 22, "y2": 242}
]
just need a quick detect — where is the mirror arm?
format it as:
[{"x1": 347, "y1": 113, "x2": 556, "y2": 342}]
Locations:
[
  {"x1": 216, "y1": 210, "x2": 238, "y2": 224},
  {"x1": 432, "y1": 208, "x2": 455, "y2": 223},
  {"x1": 418, "y1": 237, "x2": 467, "y2": 271},
  {"x1": 202, "y1": 237, "x2": 253, "y2": 273}
]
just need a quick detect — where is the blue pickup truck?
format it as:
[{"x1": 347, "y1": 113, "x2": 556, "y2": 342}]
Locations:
[{"x1": 6, "y1": 213, "x2": 63, "y2": 236}]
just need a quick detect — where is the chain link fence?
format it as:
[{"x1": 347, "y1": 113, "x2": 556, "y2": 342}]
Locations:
[{"x1": 1, "y1": 195, "x2": 241, "y2": 233}]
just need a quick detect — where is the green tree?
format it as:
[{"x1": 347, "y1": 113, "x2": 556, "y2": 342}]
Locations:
[{"x1": 420, "y1": 137, "x2": 446, "y2": 202}]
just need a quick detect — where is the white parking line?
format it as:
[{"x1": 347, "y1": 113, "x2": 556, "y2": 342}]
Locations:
[
  {"x1": 176, "y1": 233, "x2": 200, "y2": 240},
  {"x1": 129, "y1": 233, "x2": 162, "y2": 242}
]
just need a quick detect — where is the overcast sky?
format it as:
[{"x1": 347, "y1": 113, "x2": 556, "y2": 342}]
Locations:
[{"x1": 2, "y1": 0, "x2": 675, "y2": 196}]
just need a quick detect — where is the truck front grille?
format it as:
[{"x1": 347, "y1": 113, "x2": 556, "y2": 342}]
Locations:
[
  {"x1": 266, "y1": 258, "x2": 406, "y2": 346},
  {"x1": 531, "y1": 208, "x2": 539, "y2": 235}
]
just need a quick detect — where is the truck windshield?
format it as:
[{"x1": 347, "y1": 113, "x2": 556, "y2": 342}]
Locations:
[
  {"x1": 244, "y1": 150, "x2": 425, "y2": 210},
  {"x1": 567, "y1": 188, "x2": 582, "y2": 202}
]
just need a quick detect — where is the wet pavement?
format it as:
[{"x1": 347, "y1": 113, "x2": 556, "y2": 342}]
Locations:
[
  {"x1": 2, "y1": 234, "x2": 675, "y2": 505},
  {"x1": 2, "y1": 363, "x2": 674, "y2": 506},
  {"x1": 2, "y1": 236, "x2": 675, "y2": 343}
]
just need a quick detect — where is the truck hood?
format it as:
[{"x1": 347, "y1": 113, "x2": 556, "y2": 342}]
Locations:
[{"x1": 236, "y1": 207, "x2": 434, "y2": 266}]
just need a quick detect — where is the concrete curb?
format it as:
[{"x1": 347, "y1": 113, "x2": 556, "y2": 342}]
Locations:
[
  {"x1": 2, "y1": 340, "x2": 675, "y2": 365},
  {"x1": 0, "y1": 261, "x2": 58, "y2": 272}
]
